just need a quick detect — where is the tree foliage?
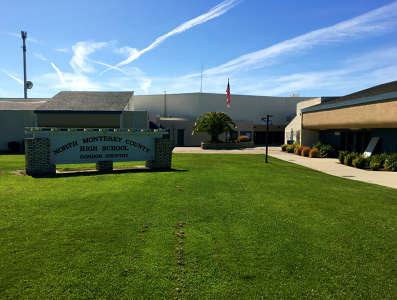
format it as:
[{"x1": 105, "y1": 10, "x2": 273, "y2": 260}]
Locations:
[{"x1": 192, "y1": 112, "x2": 236, "y2": 143}]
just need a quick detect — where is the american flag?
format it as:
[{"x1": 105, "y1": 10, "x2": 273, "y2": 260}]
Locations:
[{"x1": 226, "y1": 78, "x2": 231, "y2": 109}]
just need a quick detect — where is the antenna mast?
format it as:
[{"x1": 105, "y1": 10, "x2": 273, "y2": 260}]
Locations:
[{"x1": 21, "y1": 31, "x2": 27, "y2": 99}]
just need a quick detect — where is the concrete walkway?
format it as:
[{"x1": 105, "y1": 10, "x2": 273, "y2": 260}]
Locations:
[{"x1": 173, "y1": 146, "x2": 397, "y2": 189}]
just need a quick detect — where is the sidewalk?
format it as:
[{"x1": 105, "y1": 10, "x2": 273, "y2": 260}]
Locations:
[{"x1": 173, "y1": 146, "x2": 397, "y2": 189}]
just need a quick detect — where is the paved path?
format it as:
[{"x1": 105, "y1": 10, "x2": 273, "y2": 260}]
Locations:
[{"x1": 173, "y1": 146, "x2": 397, "y2": 189}]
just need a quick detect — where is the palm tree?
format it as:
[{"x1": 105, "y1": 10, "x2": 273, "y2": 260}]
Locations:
[{"x1": 192, "y1": 112, "x2": 236, "y2": 143}]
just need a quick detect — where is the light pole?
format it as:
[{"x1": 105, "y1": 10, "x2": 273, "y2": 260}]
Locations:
[{"x1": 263, "y1": 114, "x2": 273, "y2": 163}]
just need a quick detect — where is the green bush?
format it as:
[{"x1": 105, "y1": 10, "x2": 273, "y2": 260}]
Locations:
[
  {"x1": 281, "y1": 144, "x2": 288, "y2": 152},
  {"x1": 338, "y1": 151, "x2": 348, "y2": 164},
  {"x1": 369, "y1": 154, "x2": 386, "y2": 170},
  {"x1": 312, "y1": 141, "x2": 323, "y2": 149},
  {"x1": 352, "y1": 155, "x2": 369, "y2": 169},
  {"x1": 384, "y1": 154, "x2": 397, "y2": 172},
  {"x1": 344, "y1": 152, "x2": 358, "y2": 166},
  {"x1": 286, "y1": 145, "x2": 295, "y2": 153},
  {"x1": 293, "y1": 142, "x2": 300, "y2": 152},
  {"x1": 319, "y1": 144, "x2": 337, "y2": 158}
]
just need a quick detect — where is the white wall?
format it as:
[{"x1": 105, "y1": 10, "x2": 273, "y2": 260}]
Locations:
[
  {"x1": 284, "y1": 97, "x2": 322, "y2": 145},
  {"x1": 134, "y1": 93, "x2": 313, "y2": 125}
]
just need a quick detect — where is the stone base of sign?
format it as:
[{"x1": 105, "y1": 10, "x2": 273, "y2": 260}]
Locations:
[
  {"x1": 96, "y1": 161, "x2": 113, "y2": 172},
  {"x1": 25, "y1": 138, "x2": 56, "y2": 176},
  {"x1": 145, "y1": 138, "x2": 175, "y2": 169}
]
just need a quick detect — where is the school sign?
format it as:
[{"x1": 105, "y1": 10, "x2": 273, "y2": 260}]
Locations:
[{"x1": 24, "y1": 128, "x2": 174, "y2": 176}]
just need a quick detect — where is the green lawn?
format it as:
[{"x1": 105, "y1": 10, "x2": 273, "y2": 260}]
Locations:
[{"x1": 0, "y1": 154, "x2": 396, "y2": 299}]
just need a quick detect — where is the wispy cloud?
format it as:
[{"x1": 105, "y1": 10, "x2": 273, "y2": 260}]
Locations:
[
  {"x1": 70, "y1": 41, "x2": 108, "y2": 73},
  {"x1": 0, "y1": 69, "x2": 23, "y2": 85},
  {"x1": 50, "y1": 62, "x2": 67, "y2": 88},
  {"x1": 102, "y1": 0, "x2": 239, "y2": 73},
  {"x1": 33, "y1": 52, "x2": 48, "y2": 62},
  {"x1": 190, "y1": 1, "x2": 397, "y2": 77}
]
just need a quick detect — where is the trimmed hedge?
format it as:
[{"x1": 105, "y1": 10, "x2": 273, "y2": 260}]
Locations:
[
  {"x1": 301, "y1": 146, "x2": 311, "y2": 157},
  {"x1": 295, "y1": 146, "x2": 304, "y2": 156},
  {"x1": 281, "y1": 144, "x2": 288, "y2": 152},
  {"x1": 237, "y1": 135, "x2": 250, "y2": 142},
  {"x1": 286, "y1": 145, "x2": 295, "y2": 153},
  {"x1": 309, "y1": 148, "x2": 320, "y2": 158}
]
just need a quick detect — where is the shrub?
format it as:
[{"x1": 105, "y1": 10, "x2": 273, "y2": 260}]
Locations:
[
  {"x1": 237, "y1": 135, "x2": 249, "y2": 142},
  {"x1": 319, "y1": 144, "x2": 337, "y2": 158},
  {"x1": 369, "y1": 154, "x2": 386, "y2": 170},
  {"x1": 292, "y1": 142, "x2": 300, "y2": 152},
  {"x1": 295, "y1": 146, "x2": 304, "y2": 155},
  {"x1": 338, "y1": 151, "x2": 348, "y2": 164},
  {"x1": 8, "y1": 141, "x2": 21, "y2": 153},
  {"x1": 352, "y1": 155, "x2": 369, "y2": 169},
  {"x1": 281, "y1": 144, "x2": 288, "y2": 151},
  {"x1": 344, "y1": 152, "x2": 358, "y2": 166},
  {"x1": 286, "y1": 145, "x2": 295, "y2": 153},
  {"x1": 309, "y1": 148, "x2": 320, "y2": 158},
  {"x1": 384, "y1": 154, "x2": 397, "y2": 172},
  {"x1": 312, "y1": 141, "x2": 323, "y2": 149},
  {"x1": 301, "y1": 146, "x2": 311, "y2": 157}
]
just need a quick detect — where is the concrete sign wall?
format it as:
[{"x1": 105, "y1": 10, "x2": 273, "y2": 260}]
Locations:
[
  {"x1": 25, "y1": 128, "x2": 174, "y2": 176},
  {"x1": 27, "y1": 128, "x2": 165, "y2": 164}
]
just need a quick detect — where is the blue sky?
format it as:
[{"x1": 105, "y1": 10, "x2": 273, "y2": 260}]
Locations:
[{"x1": 1, "y1": 0, "x2": 397, "y2": 98}]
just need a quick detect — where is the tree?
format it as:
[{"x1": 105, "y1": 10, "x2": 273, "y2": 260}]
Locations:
[{"x1": 192, "y1": 112, "x2": 236, "y2": 143}]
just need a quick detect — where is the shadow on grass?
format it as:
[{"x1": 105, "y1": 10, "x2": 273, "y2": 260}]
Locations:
[
  {"x1": 13, "y1": 167, "x2": 187, "y2": 178},
  {"x1": 54, "y1": 167, "x2": 187, "y2": 178}
]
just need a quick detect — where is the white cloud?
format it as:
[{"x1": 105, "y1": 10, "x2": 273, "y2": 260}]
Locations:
[
  {"x1": 0, "y1": 69, "x2": 23, "y2": 85},
  {"x1": 189, "y1": 1, "x2": 397, "y2": 77},
  {"x1": 102, "y1": 0, "x2": 239, "y2": 73},
  {"x1": 50, "y1": 62, "x2": 67, "y2": 88},
  {"x1": 70, "y1": 41, "x2": 108, "y2": 73}
]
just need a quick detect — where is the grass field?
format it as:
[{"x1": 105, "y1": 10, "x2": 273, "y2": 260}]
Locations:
[{"x1": 0, "y1": 154, "x2": 397, "y2": 299}]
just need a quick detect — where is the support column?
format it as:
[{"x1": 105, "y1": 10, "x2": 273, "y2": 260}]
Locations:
[
  {"x1": 146, "y1": 138, "x2": 174, "y2": 169},
  {"x1": 96, "y1": 161, "x2": 113, "y2": 172},
  {"x1": 25, "y1": 138, "x2": 56, "y2": 176}
]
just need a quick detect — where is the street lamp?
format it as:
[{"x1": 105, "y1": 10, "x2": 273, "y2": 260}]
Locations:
[{"x1": 261, "y1": 115, "x2": 273, "y2": 163}]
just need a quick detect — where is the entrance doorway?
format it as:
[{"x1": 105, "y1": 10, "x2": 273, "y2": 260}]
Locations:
[{"x1": 177, "y1": 129, "x2": 185, "y2": 146}]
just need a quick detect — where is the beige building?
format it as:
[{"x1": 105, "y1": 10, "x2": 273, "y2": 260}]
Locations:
[
  {"x1": 285, "y1": 81, "x2": 397, "y2": 153},
  {"x1": 0, "y1": 91, "x2": 314, "y2": 151}
]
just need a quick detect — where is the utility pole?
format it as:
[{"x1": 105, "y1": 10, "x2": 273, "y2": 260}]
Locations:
[
  {"x1": 21, "y1": 31, "x2": 27, "y2": 99},
  {"x1": 265, "y1": 114, "x2": 273, "y2": 163}
]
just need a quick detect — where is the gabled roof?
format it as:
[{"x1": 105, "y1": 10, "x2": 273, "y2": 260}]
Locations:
[
  {"x1": 0, "y1": 98, "x2": 48, "y2": 110},
  {"x1": 35, "y1": 91, "x2": 133, "y2": 112}
]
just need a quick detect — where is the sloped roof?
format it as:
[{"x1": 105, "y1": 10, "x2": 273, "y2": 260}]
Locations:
[
  {"x1": 35, "y1": 91, "x2": 133, "y2": 112},
  {"x1": 0, "y1": 98, "x2": 48, "y2": 110},
  {"x1": 303, "y1": 81, "x2": 397, "y2": 113},
  {"x1": 327, "y1": 81, "x2": 397, "y2": 104}
]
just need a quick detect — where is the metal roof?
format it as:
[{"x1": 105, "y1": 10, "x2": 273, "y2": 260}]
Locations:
[
  {"x1": 0, "y1": 98, "x2": 48, "y2": 110},
  {"x1": 35, "y1": 91, "x2": 133, "y2": 112}
]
